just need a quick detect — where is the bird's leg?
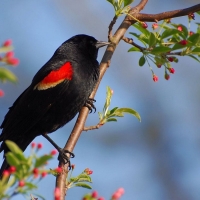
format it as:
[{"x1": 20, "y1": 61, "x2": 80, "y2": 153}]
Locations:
[
  {"x1": 84, "y1": 98, "x2": 96, "y2": 113},
  {"x1": 42, "y1": 134, "x2": 74, "y2": 168}
]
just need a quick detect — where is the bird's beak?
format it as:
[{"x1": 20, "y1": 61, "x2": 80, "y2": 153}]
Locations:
[{"x1": 95, "y1": 41, "x2": 110, "y2": 49}]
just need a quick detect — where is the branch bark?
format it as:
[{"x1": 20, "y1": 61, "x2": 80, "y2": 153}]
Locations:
[{"x1": 56, "y1": 1, "x2": 200, "y2": 199}]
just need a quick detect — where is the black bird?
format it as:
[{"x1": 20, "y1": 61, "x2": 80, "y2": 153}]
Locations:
[{"x1": 0, "y1": 34, "x2": 109, "y2": 176}]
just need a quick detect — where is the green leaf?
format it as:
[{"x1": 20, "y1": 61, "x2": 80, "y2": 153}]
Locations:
[
  {"x1": 70, "y1": 174, "x2": 92, "y2": 184},
  {"x1": 133, "y1": 23, "x2": 150, "y2": 38},
  {"x1": 197, "y1": 11, "x2": 200, "y2": 15},
  {"x1": 139, "y1": 55, "x2": 145, "y2": 66},
  {"x1": 106, "y1": 0, "x2": 115, "y2": 6},
  {"x1": 161, "y1": 29, "x2": 180, "y2": 39},
  {"x1": 188, "y1": 55, "x2": 200, "y2": 62},
  {"x1": 151, "y1": 46, "x2": 171, "y2": 54},
  {"x1": 129, "y1": 32, "x2": 140, "y2": 39},
  {"x1": 5, "y1": 140, "x2": 23, "y2": 157},
  {"x1": 7, "y1": 176, "x2": 16, "y2": 188},
  {"x1": 124, "y1": 0, "x2": 134, "y2": 7},
  {"x1": 49, "y1": 168, "x2": 58, "y2": 177},
  {"x1": 5, "y1": 152, "x2": 20, "y2": 167},
  {"x1": 148, "y1": 32, "x2": 157, "y2": 47},
  {"x1": 109, "y1": 107, "x2": 119, "y2": 115},
  {"x1": 115, "y1": 108, "x2": 141, "y2": 121},
  {"x1": 107, "y1": 118, "x2": 117, "y2": 122},
  {"x1": 0, "y1": 68, "x2": 18, "y2": 83},
  {"x1": 128, "y1": 46, "x2": 140, "y2": 52},
  {"x1": 171, "y1": 24, "x2": 188, "y2": 39},
  {"x1": 191, "y1": 47, "x2": 200, "y2": 55},
  {"x1": 35, "y1": 155, "x2": 52, "y2": 168},
  {"x1": 103, "y1": 86, "x2": 113, "y2": 113},
  {"x1": 25, "y1": 182, "x2": 38, "y2": 190},
  {"x1": 172, "y1": 43, "x2": 187, "y2": 51},
  {"x1": 188, "y1": 33, "x2": 200, "y2": 45},
  {"x1": 74, "y1": 183, "x2": 92, "y2": 189}
]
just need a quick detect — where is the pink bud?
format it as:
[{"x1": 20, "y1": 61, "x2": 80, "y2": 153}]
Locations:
[
  {"x1": 153, "y1": 74, "x2": 158, "y2": 82},
  {"x1": 0, "y1": 89, "x2": 5, "y2": 97},
  {"x1": 3, "y1": 39, "x2": 12, "y2": 47},
  {"x1": 54, "y1": 187, "x2": 61, "y2": 200},
  {"x1": 50, "y1": 149, "x2": 57, "y2": 156},
  {"x1": 37, "y1": 143, "x2": 43, "y2": 149},
  {"x1": 92, "y1": 191, "x2": 98, "y2": 198},
  {"x1": 18, "y1": 180, "x2": 25, "y2": 187}
]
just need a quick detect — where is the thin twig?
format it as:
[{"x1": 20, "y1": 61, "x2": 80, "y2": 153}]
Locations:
[
  {"x1": 108, "y1": 15, "x2": 118, "y2": 40},
  {"x1": 83, "y1": 124, "x2": 102, "y2": 131},
  {"x1": 122, "y1": 37, "x2": 145, "y2": 52}
]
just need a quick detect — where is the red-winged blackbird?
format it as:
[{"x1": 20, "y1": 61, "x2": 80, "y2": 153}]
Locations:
[{"x1": 0, "y1": 34, "x2": 109, "y2": 176}]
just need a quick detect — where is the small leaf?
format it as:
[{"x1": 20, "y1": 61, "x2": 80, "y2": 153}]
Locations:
[
  {"x1": 25, "y1": 182, "x2": 38, "y2": 189},
  {"x1": 161, "y1": 29, "x2": 180, "y2": 39},
  {"x1": 109, "y1": 107, "x2": 118, "y2": 115},
  {"x1": 124, "y1": 0, "x2": 134, "y2": 7},
  {"x1": 133, "y1": 23, "x2": 150, "y2": 38},
  {"x1": 7, "y1": 176, "x2": 16, "y2": 188},
  {"x1": 171, "y1": 24, "x2": 188, "y2": 39},
  {"x1": 128, "y1": 46, "x2": 140, "y2": 52},
  {"x1": 5, "y1": 141, "x2": 23, "y2": 157},
  {"x1": 107, "y1": 118, "x2": 117, "y2": 122},
  {"x1": 172, "y1": 43, "x2": 188, "y2": 51},
  {"x1": 115, "y1": 108, "x2": 141, "y2": 121},
  {"x1": 148, "y1": 32, "x2": 157, "y2": 47},
  {"x1": 129, "y1": 32, "x2": 140, "y2": 39},
  {"x1": 188, "y1": 33, "x2": 200, "y2": 44},
  {"x1": 35, "y1": 155, "x2": 52, "y2": 168},
  {"x1": 103, "y1": 86, "x2": 113, "y2": 113},
  {"x1": 0, "y1": 68, "x2": 18, "y2": 83},
  {"x1": 70, "y1": 174, "x2": 92, "y2": 183},
  {"x1": 76, "y1": 174, "x2": 92, "y2": 182},
  {"x1": 139, "y1": 55, "x2": 145, "y2": 66},
  {"x1": 151, "y1": 46, "x2": 171, "y2": 54},
  {"x1": 106, "y1": 0, "x2": 115, "y2": 6},
  {"x1": 5, "y1": 152, "x2": 20, "y2": 167},
  {"x1": 188, "y1": 55, "x2": 200, "y2": 62},
  {"x1": 74, "y1": 183, "x2": 92, "y2": 189},
  {"x1": 191, "y1": 47, "x2": 200, "y2": 54},
  {"x1": 49, "y1": 168, "x2": 58, "y2": 177}
]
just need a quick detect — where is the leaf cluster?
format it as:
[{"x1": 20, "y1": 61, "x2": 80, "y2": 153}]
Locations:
[
  {"x1": 128, "y1": 13, "x2": 200, "y2": 70},
  {"x1": 107, "y1": 0, "x2": 134, "y2": 16},
  {"x1": 0, "y1": 141, "x2": 53, "y2": 200},
  {"x1": 98, "y1": 86, "x2": 141, "y2": 126}
]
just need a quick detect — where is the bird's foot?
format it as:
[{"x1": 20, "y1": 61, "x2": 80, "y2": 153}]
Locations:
[
  {"x1": 58, "y1": 148, "x2": 75, "y2": 169},
  {"x1": 42, "y1": 134, "x2": 75, "y2": 169},
  {"x1": 85, "y1": 98, "x2": 96, "y2": 113}
]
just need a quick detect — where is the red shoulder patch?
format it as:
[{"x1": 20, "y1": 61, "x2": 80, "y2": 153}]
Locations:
[{"x1": 34, "y1": 62, "x2": 73, "y2": 90}]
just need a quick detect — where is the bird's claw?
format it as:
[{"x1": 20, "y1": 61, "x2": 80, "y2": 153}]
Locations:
[
  {"x1": 85, "y1": 98, "x2": 96, "y2": 113},
  {"x1": 58, "y1": 148, "x2": 75, "y2": 170}
]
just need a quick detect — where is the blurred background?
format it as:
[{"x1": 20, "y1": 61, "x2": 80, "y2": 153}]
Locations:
[{"x1": 1, "y1": 0, "x2": 200, "y2": 199}]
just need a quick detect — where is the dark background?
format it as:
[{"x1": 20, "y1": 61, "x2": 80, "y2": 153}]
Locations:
[{"x1": 1, "y1": 1, "x2": 200, "y2": 199}]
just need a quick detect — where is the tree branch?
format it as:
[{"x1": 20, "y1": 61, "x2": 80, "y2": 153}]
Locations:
[{"x1": 128, "y1": 4, "x2": 200, "y2": 23}]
